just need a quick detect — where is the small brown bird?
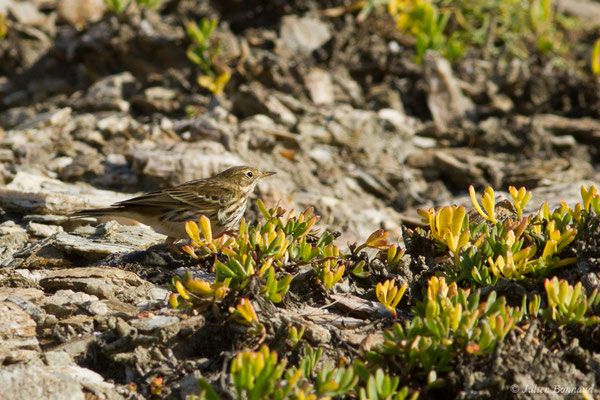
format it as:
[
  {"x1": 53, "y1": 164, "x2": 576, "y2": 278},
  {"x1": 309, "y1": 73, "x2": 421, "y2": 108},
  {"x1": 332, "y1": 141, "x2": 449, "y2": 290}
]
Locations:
[{"x1": 72, "y1": 166, "x2": 275, "y2": 251}]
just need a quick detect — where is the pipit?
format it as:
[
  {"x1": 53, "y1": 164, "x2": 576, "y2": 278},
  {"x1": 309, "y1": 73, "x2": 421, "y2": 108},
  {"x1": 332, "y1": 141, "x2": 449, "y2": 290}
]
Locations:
[{"x1": 72, "y1": 166, "x2": 275, "y2": 251}]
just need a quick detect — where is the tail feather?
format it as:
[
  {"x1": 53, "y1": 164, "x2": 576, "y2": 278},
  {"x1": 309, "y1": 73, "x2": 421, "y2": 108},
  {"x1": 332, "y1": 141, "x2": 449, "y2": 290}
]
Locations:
[{"x1": 70, "y1": 207, "x2": 125, "y2": 218}]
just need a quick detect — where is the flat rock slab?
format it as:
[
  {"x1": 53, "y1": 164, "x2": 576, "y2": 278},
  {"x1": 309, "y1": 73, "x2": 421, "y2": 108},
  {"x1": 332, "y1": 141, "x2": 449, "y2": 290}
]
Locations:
[
  {"x1": 53, "y1": 224, "x2": 165, "y2": 259},
  {"x1": 0, "y1": 287, "x2": 44, "y2": 301},
  {"x1": 0, "y1": 364, "x2": 119, "y2": 400},
  {"x1": 38, "y1": 266, "x2": 155, "y2": 304},
  {"x1": 0, "y1": 170, "x2": 133, "y2": 215},
  {"x1": 0, "y1": 301, "x2": 40, "y2": 364}
]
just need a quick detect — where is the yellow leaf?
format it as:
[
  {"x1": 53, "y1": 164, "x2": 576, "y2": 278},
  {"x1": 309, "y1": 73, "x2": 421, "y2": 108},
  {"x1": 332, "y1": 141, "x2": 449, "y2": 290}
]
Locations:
[
  {"x1": 199, "y1": 215, "x2": 213, "y2": 240},
  {"x1": 186, "y1": 279, "x2": 213, "y2": 295},
  {"x1": 592, "y1": 38, "x2": 600, "y2": 75},
  {"x1": 175, "y1": 280, "x2": 190, "y2": 300},
  {"x1": 185, "y1": 221, "x2": 201, "y2": 244},
  {"x1": 169, "y1": 293, "x2": 179, "y2": 308}
]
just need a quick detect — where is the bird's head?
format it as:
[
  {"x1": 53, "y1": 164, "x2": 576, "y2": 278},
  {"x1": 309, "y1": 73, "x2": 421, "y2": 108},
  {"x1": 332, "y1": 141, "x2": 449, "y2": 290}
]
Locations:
[{"x1": 215, "y1": 166, "x2": 276, "y2": 193}]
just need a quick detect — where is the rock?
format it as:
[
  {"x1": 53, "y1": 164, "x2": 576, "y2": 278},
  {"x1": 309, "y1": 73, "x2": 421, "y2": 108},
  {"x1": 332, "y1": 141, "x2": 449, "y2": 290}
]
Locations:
[
  {"x1": 279, "y1": 15, "x2": 331, "y2": 56},
  {"x1": 556, "y1": 0, "x2": 600, "y2": 24},
  {"x1": 533, "y1": 114, "x2": 600, "y2": 144},
  {"x1": 44, "y1": 351, "x2": 74, "y2": 367},
  {"x1": 95, "y1": 113, "x2": 146, "y2": 138},
  {"x1": 23, "y1": 214, "x2": 83, "y2": 231},
  {"x1": 38, "y1": 266, "x2": 155, "y2": 304},
  {"x1": 27, "y1": 221, "x2": 64, "y2": 237},
  {"x1": 0, "y1": 364, "x2": 118, "y2": 400},
  {"x1": 4, "y1": 296, "x2": 48, "y2": 325},
  {"x1": 71, "y1": 72, "x2": 135, "y2": 112},
  {"x1": 129, "y1": 142, "x2": 244, "y2": 187},
  {"x1": 7, "y1": 1, "x2": 47, "y2": 26},
  {"x1": 329, "y1": 293, "x2": 381, "y2": 318},
  {"x1": 377, "y1": 108, "x2": 415, "y2": 137},
  {"x1": 0, "y1": 170, "x2": 133, "y2": 215},
  {"x1": 1, "y1": 90, "x2": 29, "y2": 108},
  {"x1": 0, "y1": 301, "x2": 40, "y2": 364},
  {"x1": 331, "y1": 66, "x2": 363, "y2": 105},
  {"x1": 52, "y1": 335, "x2": 97, "y2": 359},
  {"x1": 233, "y1": 83, "x2": 298, "y2": 126},
  {"x1": 41, "y1": 289, "x2": 101, "y2": 317},
  {"x1": 298, "y1": 305, "x2": 366, "y2": 329},
  {"x1": 529, "y1": 180, "x2": 599, "y2": 211},
  {"x1": 14, "y1": 108, "x2": 72, "y2": 130},
  {"x1": 304, "y1": 68, "x2": 334, "y2": 105},
  {"x1": 0, "y1": 106, "x2": 36, "y2": 130},
  {"x1": 0, "y1": 221, "x2": 29, "y2": 249},
  {"x1": 0, "y1": 288, "x2": 44, "y2": 302},
  {"x1": 423, "y1": 50, "x2": 475, "y2": 132},
  {"x1": 131, "y1": 315, "x2": 179, "y2": 332},
  {"x1": 433, "y1": 149, "x2": 504, "y2": 188},
  {"x1": 57, "y1": 153, "x2": 106, "y2": 182},
  {"x1": 57, "y1": 0, "x2": 106, "y2": 26},
  {"x1": 10, "y1": 25, "x2": 53, "y2": 71},
  {"x1": 130, "y1": 86, "x2": 180, "y2": 114}
]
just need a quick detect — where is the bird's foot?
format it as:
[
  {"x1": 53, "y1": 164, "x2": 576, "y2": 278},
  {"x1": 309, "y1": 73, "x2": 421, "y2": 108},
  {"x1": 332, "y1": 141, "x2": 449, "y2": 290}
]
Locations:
[{"x1": 165, "y1": 237, "x2": 183, "y2": 254}]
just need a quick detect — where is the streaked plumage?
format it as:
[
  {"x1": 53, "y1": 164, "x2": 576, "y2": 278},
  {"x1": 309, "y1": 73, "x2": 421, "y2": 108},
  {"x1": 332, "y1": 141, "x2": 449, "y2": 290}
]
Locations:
[{"x1": 72, "y1": 166, "x2": 275, "y2": 251}]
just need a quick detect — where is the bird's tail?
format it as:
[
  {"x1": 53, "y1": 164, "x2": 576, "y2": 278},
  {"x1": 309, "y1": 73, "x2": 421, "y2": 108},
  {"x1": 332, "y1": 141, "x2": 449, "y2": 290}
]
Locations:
[{"x1": 70, "y1": 207, "x2": 124, "y2": 218}]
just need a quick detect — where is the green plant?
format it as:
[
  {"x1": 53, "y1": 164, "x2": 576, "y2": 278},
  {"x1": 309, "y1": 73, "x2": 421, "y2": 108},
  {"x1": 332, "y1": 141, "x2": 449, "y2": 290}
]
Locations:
[
  {"x1": 418, "y1": 205, "x2": 470, "y2": 259},
  {"x1": 375, "y1": 276, "x2": 525, "y2": 372},
  {"x1": 135, "y1": 0, "x2": 162, "y2": 9},
  {"x1": 355, "y1": 367, "x2": 419, "y2": 400},
  {"x1": 541, "y1": 277, "x2": 600, "y2": 326},
  {"x1": 315, "y1": 365, "x2": 358, "y2": 397},
  {"x1": 381, "y1": 0, "x2": 575, "y2": 64},
  {"x1": 231, "y1": 345, "x2": 287, "y2": 400},
  {"x1": 416, "y1": 185, "x2": 585, "y2": 288},
  {"x1": 376, "y1": 279, "x2": 408, "y2": 318},
  {"x1": 170, "y1": 200, "x2": 352, "y2": 312},
  {"x1": 0, "y1": 14, "x2": 8, "y2": 39},
  {"x1": 189, "y1": 379, "x2": 220, "y2": 400},
  {"x1": 388, "y1": 0, "x2": 464, "y2": 62},
  {"x1": 103, "y1": 0, "x2": 130, "y2": 14},
  {"x1": 592, "y1": 38, "x2": 600, "y2": 75},
  {"x1": 287, "y1": 325, "x2": 305, "y2": 349},
  {"x1": 186, "y1": 19, "x2": 231, "y2": 95}
]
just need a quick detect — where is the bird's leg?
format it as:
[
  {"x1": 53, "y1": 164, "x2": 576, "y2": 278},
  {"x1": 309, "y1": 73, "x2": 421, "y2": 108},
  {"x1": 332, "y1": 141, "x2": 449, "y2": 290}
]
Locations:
[{"x1": 165, "y1": 237, "x2": 182, "y2": 254}]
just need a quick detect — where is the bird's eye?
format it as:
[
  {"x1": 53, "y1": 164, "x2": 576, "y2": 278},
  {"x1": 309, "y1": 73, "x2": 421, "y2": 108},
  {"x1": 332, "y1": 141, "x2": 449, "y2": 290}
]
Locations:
[{"x1": 246, "y1": 171, "x2": 253, "y2": 178}]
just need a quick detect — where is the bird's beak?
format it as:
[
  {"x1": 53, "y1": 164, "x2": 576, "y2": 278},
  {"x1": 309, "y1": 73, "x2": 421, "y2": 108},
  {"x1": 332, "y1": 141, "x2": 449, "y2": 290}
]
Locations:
[{"x1": 260, "y1": 171, "x2": 276, "y2": 178}]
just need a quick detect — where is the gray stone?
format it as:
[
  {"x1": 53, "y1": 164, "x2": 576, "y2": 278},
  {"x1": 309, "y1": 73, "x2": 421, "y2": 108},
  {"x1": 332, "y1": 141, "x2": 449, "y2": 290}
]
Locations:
[
  {"x1": 0, "y1": 364, "x2": 118, "y2": 400},
  {"x1": 423, "y1": 50, "x2": 474, "y2": 132},
  {"x1": 27, "y1": 221, "x2": 64, "y2": 237},
  {"x1": 39, "y1": 267, "x2": 155, "y2": 304},
  {"x1": 57, "y1": 0, "x2": 106, "y2": 26},
  {"x1": 0, "y1": 301, "x2": 40, "y2": 364},
  {"x1": 0, "y1": 288, "x2": 44, "y2": 302},
  {"x1": 129, "y1": 142, "x2": 243, "y2": 186},
  {"x1": 304, "y1": 68, "x2": 334, "y2": 105},
  {"x1": 0, "y1": 222, "x2": 29, "y2": 249},
  {"x1": 0, "y1": 170, "x2": 133, "y2": 215},
  {"x1": 7, "y1": 1, "x2": 47, "y2": 26},
  {"x1": 71, "y1": 72, "x2": 135, "y2": 112},
  {"x1": 14, "y1": 108, "x2": 72, "y2": 130},
  {"x1": 131, "y1": 315, "x2": 179, "y2": 332},
  {"x1": 279, "y1": 15, "x2": 331, "y2": 56},
  {"x1": 42, "y1": 289, "x2": 99, "y2": 317}
]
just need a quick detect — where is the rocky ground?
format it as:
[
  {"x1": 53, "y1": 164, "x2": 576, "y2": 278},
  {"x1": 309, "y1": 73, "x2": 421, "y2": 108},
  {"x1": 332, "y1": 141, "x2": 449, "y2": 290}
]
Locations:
[{"x1": 1, "y1": 0, "x2": 600, "y2": 399}]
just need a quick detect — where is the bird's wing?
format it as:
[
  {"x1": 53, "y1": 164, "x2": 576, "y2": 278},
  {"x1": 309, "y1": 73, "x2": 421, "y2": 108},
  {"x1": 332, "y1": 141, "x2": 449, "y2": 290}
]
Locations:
[
  {"x1": 112, "y1": 180, "x2": 235, "y2": 216},
  {"x1": 113, "y1": 190, "x2": 179, "y2": 208}
]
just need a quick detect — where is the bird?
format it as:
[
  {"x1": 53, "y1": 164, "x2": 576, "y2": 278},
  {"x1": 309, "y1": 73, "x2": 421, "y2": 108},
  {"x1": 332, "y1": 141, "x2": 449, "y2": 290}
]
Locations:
[{"x1": 71, "y1": 166, "x2": 276, "y2": 252}]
